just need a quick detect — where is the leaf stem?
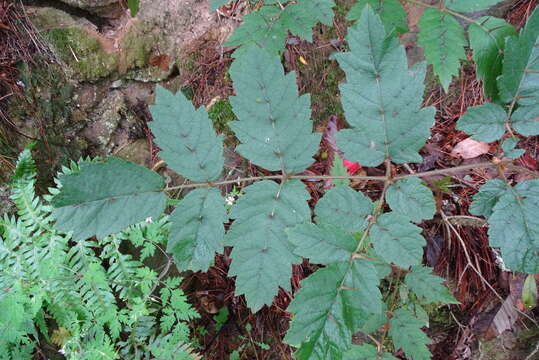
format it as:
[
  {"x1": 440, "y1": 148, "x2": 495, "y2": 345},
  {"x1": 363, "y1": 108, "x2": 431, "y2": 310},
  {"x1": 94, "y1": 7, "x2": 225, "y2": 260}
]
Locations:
[{"x1": 164, "y1": 160, "x2": 531, "y2": 191}]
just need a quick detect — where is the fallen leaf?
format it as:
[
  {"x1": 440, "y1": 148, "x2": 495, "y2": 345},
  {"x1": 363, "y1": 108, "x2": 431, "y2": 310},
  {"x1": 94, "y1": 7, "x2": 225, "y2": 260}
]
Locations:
[
  {"x1": 149, "y1": 54, "x2": 170, "y2": 72},
  {"x1": 343, "y1": 159, "x2": 361, "y2": 174},
  {"x1": 451, "y1": 138, "x2": 490, "y2": 159}
]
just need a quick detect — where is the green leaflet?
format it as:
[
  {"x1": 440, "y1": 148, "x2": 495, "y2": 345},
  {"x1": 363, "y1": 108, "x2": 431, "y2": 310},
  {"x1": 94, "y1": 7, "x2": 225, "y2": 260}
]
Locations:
[
  {"x1": 314, "y1": 185, "x2": 373, "y2": 233},
  {"x1": 168, "y1": 188, "x2": 227, "y2": 272},
  {"x1": 343, "y1": 344, "x2": 398, "y2": 360},
  {"x1": 127, "y1": 0, "x2": 139, "y2": 16},
  {"x1": 511, "y1": 105, "x2": 539, "y2": 136},
  {"x1": 284, "y1": 260, "x2": 383, "y2": 359},
  {"x1": 478, "y1": 180, "x2": 539, "y2": 273},
  {"x1": 444, "y1": 0, "x2": 504, "y2": 12},
  {"x1": 468, "y1": 17, "x2": 516, "y2": 101},
  {"x1": 288, "y1": 223, "x2": 357, "y2": 264},
  {"x1": 418, "y1": 9, "x2": 466, "y2": 92},
  {"x1": 456, "y1": 103, "x2": 507, "y2": 142},
  {"x1": 498, "y1": 7, "x2": 539, "y2": 105},
  {"x1": 370, "y1": 213, "x2": 425, "y2": 268},
  {"x1": 225, "y1": 180, "x2": 311, "y2": 311},
  {"x1": 389, "y1": 308, "x2": 432, "y2": 360},
  {"x1": 210, "y1": 0, "x2": 230, "y2": 11},
  {"x1": 335, "y1": 7, "x2": 435, "y2": 166},
  {"x1": 501, "y1": 138, "x2": 525, "y2": 159},
  {"x1": 405, "y1": 266, "x2": 459, "y2": 304},
  {"x1": 229, "y1": 46, "x2": 321, "y2": 173},
  {"x1": 469, "y1": 178, "x2": 507, "y2": 218},
  {"x1": 225, "y1": 6, "x2": 288, "y2": 56},
  {"x1": 225, "y1": 0, "x2": 334, "y2": 55},
  {"x1": 149, "y1": 86, "x2": 225, "y2": 182},
  {"x1": 385, "y1": 177, "x2": 435, "y2": 223},
  {"x1": 52, "y1": 157, "x2": 168, "y2": 241},
  {"x1": 280, "y1": 0, "x2": 335, "y2": 42},
  {"x1": 347, "y1": 0, "x2": 408, "y2": 35},
  {"x1": 330, "y1": 155, "x2": 350, "y2": 187}
]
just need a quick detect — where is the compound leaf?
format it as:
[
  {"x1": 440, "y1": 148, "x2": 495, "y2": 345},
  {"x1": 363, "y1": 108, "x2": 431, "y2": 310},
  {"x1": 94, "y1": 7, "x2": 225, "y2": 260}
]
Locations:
[
  {"x1": 284, "y1": 260, "x2": 383, "y2": 359},
  {"x1": 498, "y1": 7, "x2": 539, "y2": 105},
  {"x1": 371, "y1": 212, "x2": 425, "y2": 268},
  {"x1": 347, "y1": 0, "x2": 408, "y2": 35},
  {"x1": 385, "y1": 177, "x2": 435, "y2": 223},
  {"x1": 229, "y1": 46, "x2": 321, "y2": 173},
  {"x1": 389, "y1": 308, "x2": 432, "y2": 360},
  {"x1": 168, "y1": 188, "x2": 227, "y2": 272},
  {"x1": 52, "y1": 157, "x2": 167, "y2": 240},
  {"x1": 315, "y1": 185, "x2": 373, "y2": 233},
  {"x1": 405, "y1": 266, "x2": 459, "y2": 304},
  {"x1": 444, "y1": 0, "x2": 504, "y2": 12},
  {"x1": 418, "y1": 9, "x2": 466, "y2": 92},
  {"x1": 288, "y1": 223, "x2": 357, "y2": 264},
  {"x1": 481, "y1": 180, "x2": 539, "y2": 273},
  {"x1": 343, "y1": 344, "x2": 398, "y2": 360},
  {"x1": 456, "y1": 102, "x2": 507, "y2": 142},
  {"x1": 335, "y1": 6, "x2": 435, "y2": 166},
  {"x1": 469, "y1": 17, "x2": 516, "y2": 100},
  {"x1": 149, "y1": 86, "x2": 224, "y2": 182},
  {"x1": 226, "y1": 180, "x2": 311, "y2": 311}
]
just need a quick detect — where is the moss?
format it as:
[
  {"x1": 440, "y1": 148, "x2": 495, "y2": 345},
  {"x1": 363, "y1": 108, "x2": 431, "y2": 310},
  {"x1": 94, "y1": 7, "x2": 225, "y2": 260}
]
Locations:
[
  {"x1": 307, "y1": 60, "x2": 345, "y2": 126},
  {"x1": 46, "y1": 28, "x2": 118, "y2": 81},
  {"x1": 208, "y1": 100, "x2": 237, "y2": 144}
]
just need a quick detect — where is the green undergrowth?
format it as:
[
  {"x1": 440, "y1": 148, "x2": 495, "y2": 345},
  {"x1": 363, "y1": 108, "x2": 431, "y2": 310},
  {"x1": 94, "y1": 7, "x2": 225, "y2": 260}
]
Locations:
[{"x1": 208, "y1": 99, "x2": 237, "y2": 144}]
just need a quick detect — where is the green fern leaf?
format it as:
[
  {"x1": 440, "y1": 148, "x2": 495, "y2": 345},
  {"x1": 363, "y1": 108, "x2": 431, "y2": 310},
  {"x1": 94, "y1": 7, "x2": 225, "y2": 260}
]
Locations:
[
  {"x1": 288, "y1": 223, "x2": 357, "y2": 264},
  {"x1": 456, "y1": 103, "x2": 507, "y2": 142},
  {"x1": 418, "y1": 9, "x2": 466, "y2": 91},
  {"x1": 385, "y1": 177, "x2": 435, "y2": 223},
  {"x1": 229, "y1": 46, "x2": 321, "y2": 173},
  {"x1": 284, "y1": 260, "x2": 383, "y2": 359},
  {"x1": 468, "y1": 17, "x2": 516, "y2": 100},
  {"x1": 335, "y1": 6, "x2": 435, "y2": 166},
  {"x1": 405, "y1": 266, "x2": 459, "y2": 304},
  {"x1": 444, "y1": 0, "x2": 504, "y2": 12},
  {"x1": 149, "y1": 86, "x2": 225, "y2": 182},
  {"x1": 343, "y1": 344, "x2": 398, "y2": 360},
  {"x1": 389, "y1": 308, "x2": 432, "y2": 360},
  {"x1": 168, "y1": 188, "x2": 227, "y2": 272},
  {"x1": 51, "y1": 157, "x2": 168, "y2": 240},
  {"x1": 314, "y1": 185, "x2": 373, "y2": 233},
  {"x1": 347, "y1": 0, "x2": 408, "y2": 34},
  {"x1": 371, "y1": 213, "x2": 425, "y2": 268},
  {"x1": 472, "y1": 179, "x2": 539, "y2": 273},
  {"x1": 226, "y1": 180, "x2": 311, "y2": 311}
]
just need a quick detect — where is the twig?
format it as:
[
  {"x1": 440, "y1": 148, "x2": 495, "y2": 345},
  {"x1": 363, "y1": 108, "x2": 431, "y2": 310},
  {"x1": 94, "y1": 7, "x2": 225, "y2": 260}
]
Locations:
[{"x1": 525, "y1": 340, "x2": 539, "y2": 360}]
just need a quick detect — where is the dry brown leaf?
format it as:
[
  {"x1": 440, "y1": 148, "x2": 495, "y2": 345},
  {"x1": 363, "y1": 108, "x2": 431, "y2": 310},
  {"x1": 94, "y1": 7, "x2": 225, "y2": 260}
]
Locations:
[
  {"x1": 149, "y1": 54, "x2": 170, "y2": 72},
  {"x1": 451, "y1": 138, "x2": 490, "y2": 159}
]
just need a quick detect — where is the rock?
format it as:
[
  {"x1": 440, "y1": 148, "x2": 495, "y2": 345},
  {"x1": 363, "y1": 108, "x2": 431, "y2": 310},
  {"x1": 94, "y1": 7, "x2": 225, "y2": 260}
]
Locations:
[
  {"x1": 59, "y1": 0, "x2": 123, "y2": 18},
  {"x1": 0, "y1": 186, "x2": 15, "y2": 217},
  {"x1": 114, "y1": 138, "x2": 150, "y2": 167}
]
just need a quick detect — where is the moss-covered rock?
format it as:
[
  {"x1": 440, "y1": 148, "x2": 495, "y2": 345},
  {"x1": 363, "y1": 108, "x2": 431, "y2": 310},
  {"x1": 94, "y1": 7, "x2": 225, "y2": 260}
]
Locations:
[{"x1": 46, "y1": 27, "x2": 118, "y2": 81}]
